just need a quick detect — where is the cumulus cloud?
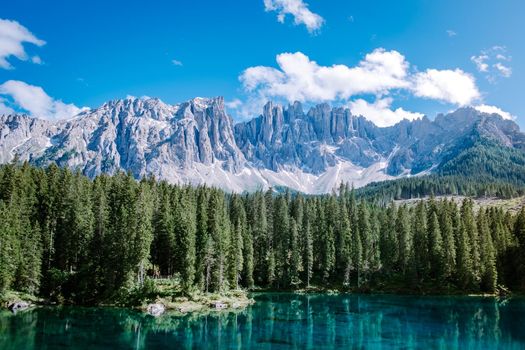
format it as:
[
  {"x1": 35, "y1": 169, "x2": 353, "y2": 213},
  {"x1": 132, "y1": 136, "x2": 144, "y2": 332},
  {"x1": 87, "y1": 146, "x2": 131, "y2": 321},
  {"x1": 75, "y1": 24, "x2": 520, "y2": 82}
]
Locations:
[
  {"x1": 240, "y1": 49, "x2": 410, "y2": 103},
  {"x1": 0, "y1": 19, "x2": 45, "y2": 69},
  {"x1": 349, "y1": 98, "x2": 424, "y2": 127},
  {"x1": 474, "y1": 104, "x2": 515, "y2": 120},
  {"x1": 446, "y1": 30, "x2": 457, "y2": 37},
  {"x1": 225, "y1": 98, "x2": 242, "y2": 109},
  {"x1": 412, "y1": 69, "x2": 480, "y2": 106},
  {"x1": 0, "y1": 80, "x2": 85, "y2": 120},
  {"x1": 471, "y1": 46, "x2": 512, "y2": 82},
  {"x1": 171, "y1": 59, "x2": 183, "y2": 66},
  {"x1": 263, "y1": 0, "x2": 324, "y2": 33},
  {"x1": 240, "y1": 49, "x2": 480, "y2": 108}
]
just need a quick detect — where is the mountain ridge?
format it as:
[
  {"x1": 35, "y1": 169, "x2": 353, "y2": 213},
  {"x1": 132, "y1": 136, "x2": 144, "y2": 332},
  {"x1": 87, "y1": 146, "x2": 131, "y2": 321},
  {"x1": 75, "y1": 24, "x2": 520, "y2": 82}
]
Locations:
[{"x1": 0, "y1": 96, "x2": 523, "y2": 194}]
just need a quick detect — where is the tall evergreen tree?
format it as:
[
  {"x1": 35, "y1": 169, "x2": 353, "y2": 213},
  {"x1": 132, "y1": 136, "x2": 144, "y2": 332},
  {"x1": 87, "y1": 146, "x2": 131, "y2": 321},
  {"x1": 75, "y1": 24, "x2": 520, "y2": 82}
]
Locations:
[
  {"x1": 412, "y1": 201, "x2": 428, "y2": 281},
  {"x1": 478, "y1": 209, "x2": 498, "y2": 292},
  {"x1": 396, "y1": 205, "x2": 412, "y2": 278}
]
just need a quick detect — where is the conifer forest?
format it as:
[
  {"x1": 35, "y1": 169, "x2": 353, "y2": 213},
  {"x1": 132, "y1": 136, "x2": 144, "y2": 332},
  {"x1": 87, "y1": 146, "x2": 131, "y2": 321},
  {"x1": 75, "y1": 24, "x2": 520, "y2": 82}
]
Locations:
[{"x1": 2, "y1": 162, "x2": 525, "y2": 305}]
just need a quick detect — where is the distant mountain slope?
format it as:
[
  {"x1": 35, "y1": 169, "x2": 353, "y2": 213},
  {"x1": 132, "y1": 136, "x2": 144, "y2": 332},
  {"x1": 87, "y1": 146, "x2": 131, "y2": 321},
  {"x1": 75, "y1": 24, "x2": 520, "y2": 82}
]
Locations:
[{"x1": 0, "y1": 96, "x2": 524, "y2": 194}]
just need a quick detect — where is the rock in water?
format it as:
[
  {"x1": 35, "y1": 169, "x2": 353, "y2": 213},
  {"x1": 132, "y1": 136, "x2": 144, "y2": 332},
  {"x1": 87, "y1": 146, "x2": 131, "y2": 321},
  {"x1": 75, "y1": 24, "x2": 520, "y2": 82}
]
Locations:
[
  {"x1": 146, "y1": 303, "x2": 165, "y2": 317},
  {"x1": 8, "y1": 301, "x2": 30, "y2": 313},
  {"x1": 210, "y1": 301, "x2": 228, "y2": 310}
]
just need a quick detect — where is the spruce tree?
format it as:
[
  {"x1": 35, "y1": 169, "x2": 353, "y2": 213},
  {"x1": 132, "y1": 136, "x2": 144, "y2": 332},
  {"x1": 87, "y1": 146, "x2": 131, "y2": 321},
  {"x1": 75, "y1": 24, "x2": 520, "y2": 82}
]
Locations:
[
  {"x1": 478, "y1": 209, "x2": 497, "y2": 293},
  {"x1": 412, "y1": 201, "x2": 428, "y2": 281},
  {"x1": 461, "y1": 199, "x2": 481, "y2": 287},
  {"x1": 176, "y1": 189, "x2": 197, "y2": 293},
  {"x1": 396, "y1": 205, "x2": 411, "y2": 278},
  {"x1": 303, "y1": 217, "x2": 313, "y2": 288},
  {"x1": 439, "y1": 200, "x2": 456, "y2": 280},
  {"x1": 428, "y1": 211, "x2": 444, "y2": 279},
  {"x1": 289, "y1": 218, "x2": 302, "y2": 287}
]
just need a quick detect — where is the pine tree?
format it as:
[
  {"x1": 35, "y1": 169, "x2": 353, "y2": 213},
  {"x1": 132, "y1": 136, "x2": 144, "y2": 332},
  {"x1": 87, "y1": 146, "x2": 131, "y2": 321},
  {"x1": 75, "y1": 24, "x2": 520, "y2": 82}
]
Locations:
[
  {"x1": 349, "y1": 192, "x2": 362, "y2": 287},
  {"x1": 152, "y1": 183, "x2": 175, "y2": 275},
  {"x1": 439, "y1": 200, "x2": 456, "y2": 280},
  {"x1": 289, "y1": 218, "x2": 302, "y2": 287},
  {"x1": 357, "y1": 200, "x2": 372, "y2": 284},
  {"x1": 264, "y1": 189, "x2": 275, "y2": 287},
  {"x1": 455, "y1": 211, "x2": 473, "y2": 289},
  {"x1": 207, "y1": 190, "x2": 229, "y2": 292},
  {"x1": 176, "y1": 189, "x2": 197, "y2": 293},
  {"x1": 338, "y1": 200, "x2": 352, "y2": 286},
  {"x1": 194, "y1": 188, "x2": 209, "y2": 290},
  {"x1": 85, "y1": 175, "x2": 109, "y2": 301},
  {"x1": 478, "y1": 209, "x2": 498, "y2": 292},
  {"x1": 0, "y1": 202, "x2": 17, "y2": 291},
  {"x1": 379, "y1": 203, "x2": 397, "y2": 275},
  {"x1": 273, "y1": 195, "x2": 290, "y2": 287},
  {"x1": 228, "y1": 194, "x2": 246, "y2": 290},
  {"x1": 412, "y1": 201, "x2": 428, "y2": 281},
  {"x1": 132, "y1": 180, "x2": 155, "y2": 288},
  {"x1": 461, "y1": 199, "x2": 480, "y2": 287},
  {"x1": 249, "y1": 191, "x2": 268, "y2": 286},
  {"x1": 396, "y1": 205, "x2": 411, "y2": 278},
  {"x1": 428, "y1": 211, "x2": 444, "y2": 279},
  {"x1": 303, "y1": 217, "x2": 313, "y2": 288},
  {"x1": 243, "y1": 221, "x2": 255, "y2": 289}
]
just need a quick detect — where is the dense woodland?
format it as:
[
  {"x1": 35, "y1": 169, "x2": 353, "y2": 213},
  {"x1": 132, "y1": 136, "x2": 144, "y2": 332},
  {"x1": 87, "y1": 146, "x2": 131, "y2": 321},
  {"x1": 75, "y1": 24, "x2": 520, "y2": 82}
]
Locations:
[
  {"x1": 357, "y1": 137, "x2": 525, "y2": 203},
  {"x1": 2, "y1": 162, "x2": 525, "y2": 305}
]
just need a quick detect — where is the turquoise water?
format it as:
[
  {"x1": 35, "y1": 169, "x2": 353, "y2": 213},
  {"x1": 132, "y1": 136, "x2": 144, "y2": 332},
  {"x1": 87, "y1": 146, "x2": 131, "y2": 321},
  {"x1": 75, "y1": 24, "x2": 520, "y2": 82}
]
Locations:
[{"x1": 1, "y1": 293, "x2": 525, "y2": 349}]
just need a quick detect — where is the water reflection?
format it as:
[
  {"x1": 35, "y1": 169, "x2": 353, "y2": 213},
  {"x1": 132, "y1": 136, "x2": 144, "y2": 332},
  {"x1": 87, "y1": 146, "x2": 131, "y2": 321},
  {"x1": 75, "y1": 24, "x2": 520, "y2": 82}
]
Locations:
[{"x1": 1, "y1": 294, "x2": 525, "y2": 349}]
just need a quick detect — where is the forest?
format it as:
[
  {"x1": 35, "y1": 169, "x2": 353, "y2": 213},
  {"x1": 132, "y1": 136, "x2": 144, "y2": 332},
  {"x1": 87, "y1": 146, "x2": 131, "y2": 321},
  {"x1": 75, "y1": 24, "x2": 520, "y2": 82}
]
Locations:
[{"x1": 1, "y1": 162, "x2": 525, "y2": 305}]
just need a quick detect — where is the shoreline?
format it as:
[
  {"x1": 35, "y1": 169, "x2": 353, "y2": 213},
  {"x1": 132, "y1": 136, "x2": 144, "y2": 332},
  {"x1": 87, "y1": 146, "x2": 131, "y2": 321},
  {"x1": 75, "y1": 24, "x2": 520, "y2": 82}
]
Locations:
[
  {"x1": 4, "y1": 287, "x2": 519, "y2": 315},
  {"x1": 1, "y1": 290, "x2": 255, "y2": 316}
]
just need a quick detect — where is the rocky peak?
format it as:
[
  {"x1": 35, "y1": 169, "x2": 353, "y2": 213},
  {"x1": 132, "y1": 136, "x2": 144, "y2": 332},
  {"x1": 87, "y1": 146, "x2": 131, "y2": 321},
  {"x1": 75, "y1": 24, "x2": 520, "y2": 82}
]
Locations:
[{"x1": 0, "y1": 96, "x2": 523, "y2": 194}]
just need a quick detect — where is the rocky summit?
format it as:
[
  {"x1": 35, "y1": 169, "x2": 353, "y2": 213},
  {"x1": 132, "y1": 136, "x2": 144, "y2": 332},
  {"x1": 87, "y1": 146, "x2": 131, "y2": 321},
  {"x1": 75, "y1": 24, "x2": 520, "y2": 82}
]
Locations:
[{"x1": 0, "y1": 96, "x2": 523, "y2": 194}]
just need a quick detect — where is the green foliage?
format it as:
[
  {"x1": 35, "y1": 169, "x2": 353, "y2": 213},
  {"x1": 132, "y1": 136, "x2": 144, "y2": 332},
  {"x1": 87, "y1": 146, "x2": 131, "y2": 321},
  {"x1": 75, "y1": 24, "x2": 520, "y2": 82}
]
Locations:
[{"x1": 2, "y1": 161, "x2": 525, "y2": 305}]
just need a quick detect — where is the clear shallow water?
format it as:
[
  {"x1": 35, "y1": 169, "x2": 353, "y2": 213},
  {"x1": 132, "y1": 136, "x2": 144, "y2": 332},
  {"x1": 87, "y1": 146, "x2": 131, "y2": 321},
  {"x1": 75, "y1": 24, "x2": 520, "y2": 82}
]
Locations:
[{"x1": 1, "y1": 293, "x2": 525, "y2": 349}]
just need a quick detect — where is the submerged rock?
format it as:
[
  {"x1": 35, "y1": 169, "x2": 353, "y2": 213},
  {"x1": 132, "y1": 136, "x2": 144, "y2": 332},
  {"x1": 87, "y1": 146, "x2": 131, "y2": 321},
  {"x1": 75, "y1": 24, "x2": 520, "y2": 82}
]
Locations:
[
  {"x1": 146, "y1": 303, "x2": 165, "y2": 317},
  {"x1": 8, "y1": 301, "x2": 30, "y2": 313}
]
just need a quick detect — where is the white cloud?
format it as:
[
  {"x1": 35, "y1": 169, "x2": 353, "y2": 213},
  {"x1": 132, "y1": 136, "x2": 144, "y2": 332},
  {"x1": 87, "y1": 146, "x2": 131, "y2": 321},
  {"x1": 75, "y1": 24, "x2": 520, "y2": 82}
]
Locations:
[
  {"x1": 471, "y1": 54, "x2": 489, "y2": 72},
  {"x1": 171, "y1": 59, "x2": 183, "y2": 66},
  {"x1": 349, "y1": 98, "x2": 424, "y2": 127},
  {"x1": 446, "y1": 30, "x2": 457, "y2": 37},
  {"x1": 263, "y1": 0, "x2": 324, "y2": 33},
  {"x1": 240, "y1": 49, "x2": 410, "y2": 103},
  {"x1": 0, "y1": 80, "x2": 85, "y2": 120},
  {"x1": 0, "y1": 97, "x2": 15, "y2": 115},
  {"x1": 474, "y1": 104, "x2": 515, "y2": 120},
  {"x1": 240, "y1": 49, "x2": 480, "y2": 109},
  {"x1": 0, "y1": 19, "x2": 45, "y2": 69},
  {"x1": 471, "y1": 46, "x2": 512, "y2": 82},
  {"x1": 225, "y1": 98, "x2": 242, "y2": 109},
  {"x1": 493, "y1": 62, "x2": 511, "y2": 78},
  {"x1": 31, "y1": 55, "x2": 42, "y2": 64},
  {"x1": 412, "y1": 69, "x2": 480, "y2": 106}
]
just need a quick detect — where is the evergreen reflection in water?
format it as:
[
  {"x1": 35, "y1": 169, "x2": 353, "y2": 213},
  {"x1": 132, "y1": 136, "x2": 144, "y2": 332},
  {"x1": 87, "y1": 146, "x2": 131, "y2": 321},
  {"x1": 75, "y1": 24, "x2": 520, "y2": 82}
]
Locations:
[{"x1": 1, "y1": 294, "x2": 525, "y2": 349}]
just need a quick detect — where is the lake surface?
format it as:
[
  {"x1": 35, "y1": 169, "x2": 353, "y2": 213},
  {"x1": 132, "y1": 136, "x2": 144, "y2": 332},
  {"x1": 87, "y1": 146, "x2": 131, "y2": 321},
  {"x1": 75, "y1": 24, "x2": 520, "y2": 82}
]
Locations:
[{"x1": 1, "y1": 293, "x2": 525, "y2": 349}]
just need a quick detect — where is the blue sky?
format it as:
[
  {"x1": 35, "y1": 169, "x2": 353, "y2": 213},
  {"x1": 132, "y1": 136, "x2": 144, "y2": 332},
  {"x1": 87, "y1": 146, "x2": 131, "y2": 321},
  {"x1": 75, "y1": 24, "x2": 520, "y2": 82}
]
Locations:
[{"x1": 0, "y1": 0, "x2": 523, "y2": 127}]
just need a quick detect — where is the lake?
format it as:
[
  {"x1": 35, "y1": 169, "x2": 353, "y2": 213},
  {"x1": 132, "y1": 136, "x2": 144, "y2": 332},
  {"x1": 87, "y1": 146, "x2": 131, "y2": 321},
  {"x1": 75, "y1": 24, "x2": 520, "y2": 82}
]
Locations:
[{"x1": 1, "y1": 293, "x2": 525, "y2": 349}]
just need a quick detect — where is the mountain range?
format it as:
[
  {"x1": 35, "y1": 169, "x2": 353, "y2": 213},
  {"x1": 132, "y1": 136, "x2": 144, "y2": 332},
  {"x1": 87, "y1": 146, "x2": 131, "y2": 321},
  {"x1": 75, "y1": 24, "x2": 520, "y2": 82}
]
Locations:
[{"x1": 1, "y1": 96, "x2": 524, "y2": 194}]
